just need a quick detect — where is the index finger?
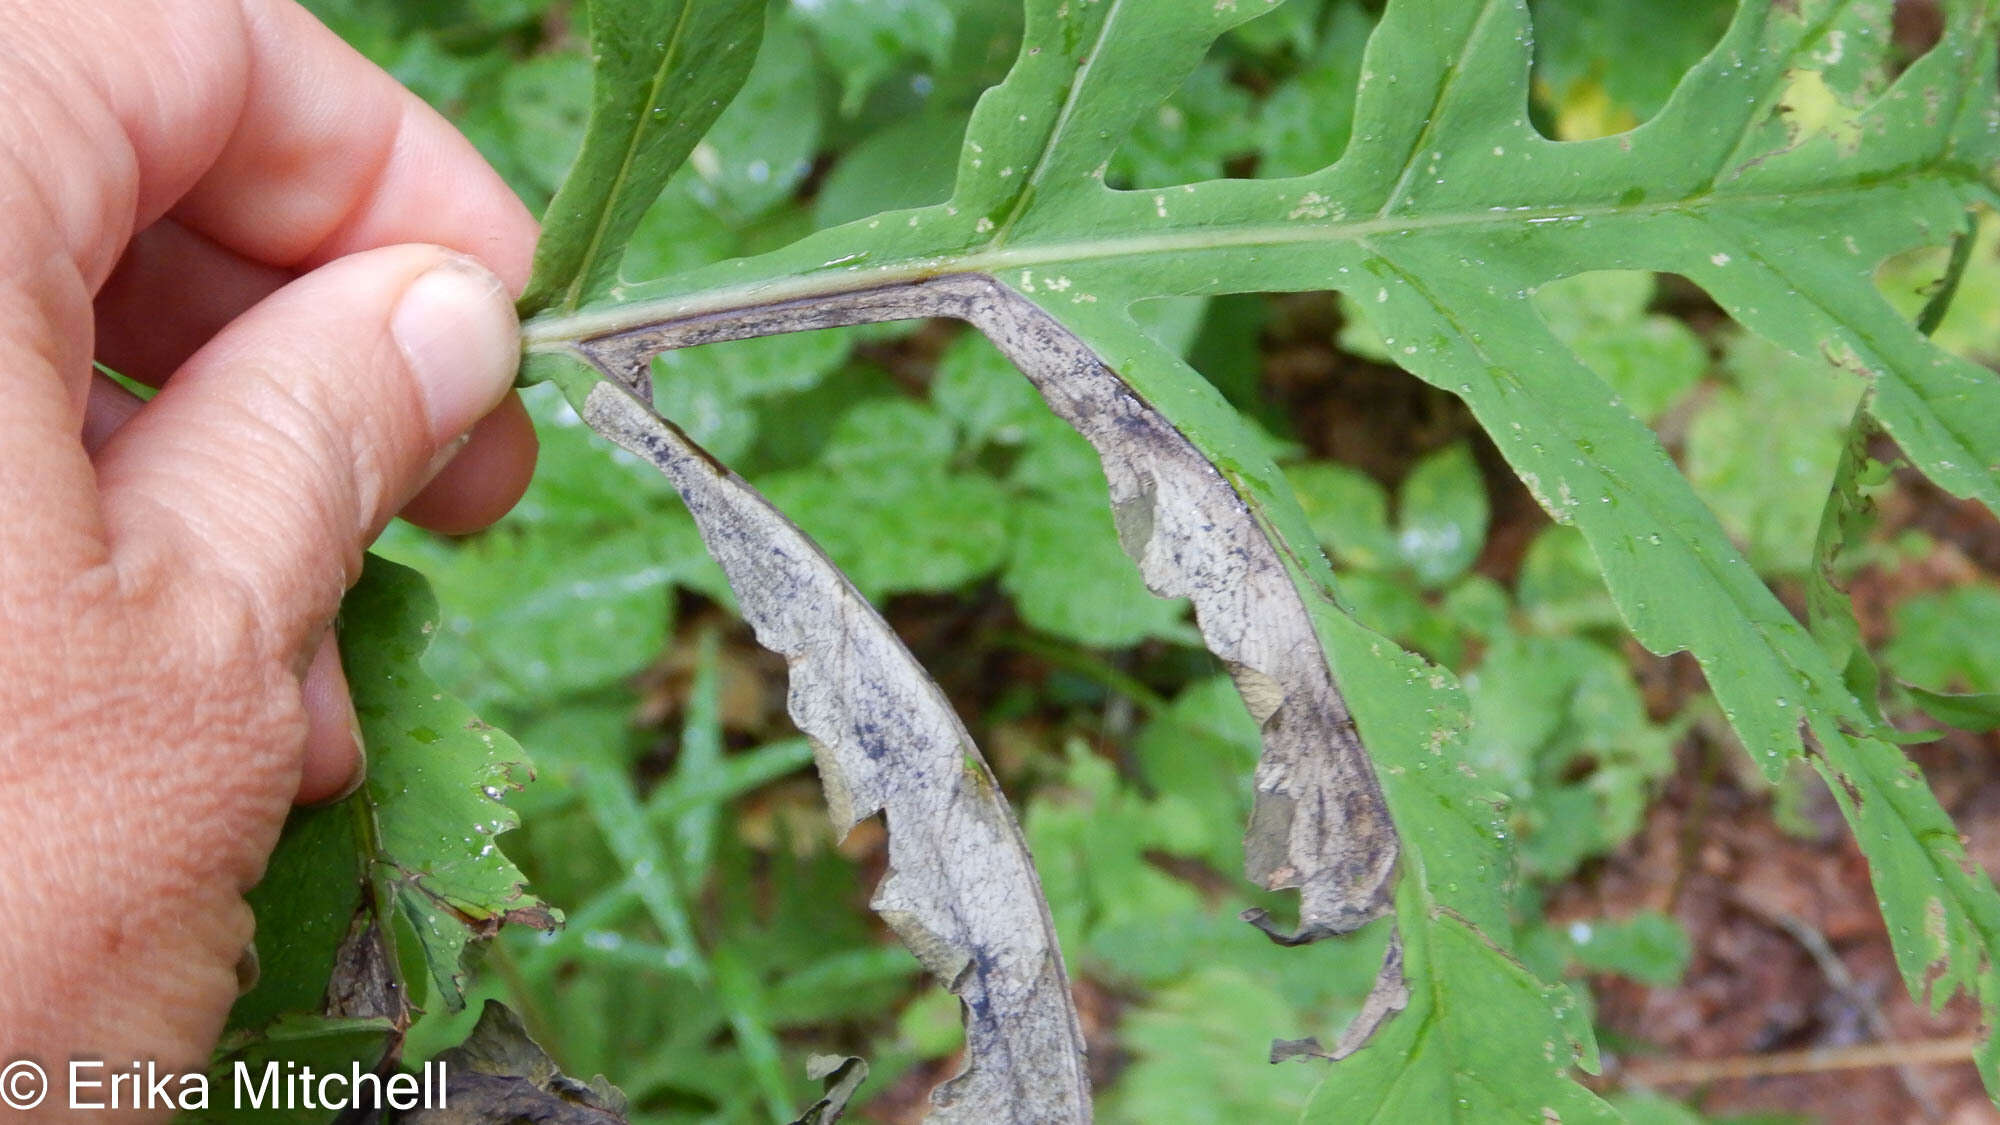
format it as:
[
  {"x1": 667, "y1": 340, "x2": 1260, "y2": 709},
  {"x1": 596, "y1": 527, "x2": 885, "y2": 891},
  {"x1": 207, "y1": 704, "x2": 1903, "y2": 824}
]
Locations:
[
  {"x1": 3, "y1": 0, "x2": 535, "y2": 299},
  {"x1": 0, "y1": 0, "x2": 538, "y2": 577},
  {"x1": 168, "y1": 1, "x2": 537, "y2": 285}
]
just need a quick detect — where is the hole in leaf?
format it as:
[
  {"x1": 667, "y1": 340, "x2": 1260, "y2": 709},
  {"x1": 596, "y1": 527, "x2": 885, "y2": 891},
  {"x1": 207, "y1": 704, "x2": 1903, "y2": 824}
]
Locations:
[
  {"x1": 1526, "y1": 0, "x2": 1735, "y2": 140},
  {"x1": 1873, "y1": 206, "x2": 2000, "y2": 369},
  {"x1": 1105, "y1": 50, "x2": 1260, "y2": 190},
  {"x1": 1530, "y1": 271, "x2": 1710, "y2": 427},
  {"x1": 1892, "y1": 0, "x2": 1946, "y2": 62},
  {"x1": 1107, "y1": 0, "x2": 1379, "y2": 186},
  {"x1": 646, "y1": 325, "x2": 875, "y2": 471},
  {"x1": 641, "y1": 312, "x2": 1201, "y2": 649}
]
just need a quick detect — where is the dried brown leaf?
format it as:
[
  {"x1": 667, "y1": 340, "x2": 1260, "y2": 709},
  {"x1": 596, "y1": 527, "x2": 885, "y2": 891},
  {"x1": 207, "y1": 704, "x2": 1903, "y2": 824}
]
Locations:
[
  {"x1": 583, "y1": 377, "x2": 1092, "y2": 1123},
  {"x1": 575, "y1": 273, "x2": 1400, "y2": 942}
]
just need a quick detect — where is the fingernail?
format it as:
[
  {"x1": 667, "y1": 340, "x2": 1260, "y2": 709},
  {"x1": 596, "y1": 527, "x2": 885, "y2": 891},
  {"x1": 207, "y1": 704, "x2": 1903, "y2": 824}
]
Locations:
[
  {"x1": 327, "y1": 714, "x2": 369, "y2": 806},
  {"x1": 391, "y1": 255, "x2": 518, "y2": 443},
  {"x1": 304, "y1": 713, "x2": 369, "y2": 809},
  {"x1": 421, "y1": 430, "x2": 475, "y2": 485},
  {"x1": 335, "y1": 712, "x2": 369, "y2": 802},
  {"x1": 235, "y1": 939, "x2": 261, "y2": 996}
]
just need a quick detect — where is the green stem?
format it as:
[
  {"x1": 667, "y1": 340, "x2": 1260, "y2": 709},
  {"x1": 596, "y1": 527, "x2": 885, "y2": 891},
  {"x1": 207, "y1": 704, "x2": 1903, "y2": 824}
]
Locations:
[
  {"x1": 993, "y1": 629, "x2": 1169, "y2": 714},
  {"x1": 1804, "y1": 215, "x2": 1976, "y2": 695},
  {"x1": 1915, "y1": 215, "x2": 1977, "y2": 339},
  {"x1": 513, "y1": 174, "x2": 1980, "y2": 375}
]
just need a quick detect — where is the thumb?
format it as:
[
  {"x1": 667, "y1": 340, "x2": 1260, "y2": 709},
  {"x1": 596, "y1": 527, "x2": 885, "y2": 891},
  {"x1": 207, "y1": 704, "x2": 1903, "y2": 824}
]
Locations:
[{"x1": 96, "y1": 244, "x2": 520, "y2": 653}]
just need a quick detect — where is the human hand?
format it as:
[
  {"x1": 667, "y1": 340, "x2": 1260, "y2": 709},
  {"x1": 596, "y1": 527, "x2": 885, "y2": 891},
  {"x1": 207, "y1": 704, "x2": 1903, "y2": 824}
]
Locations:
[{"x1": 0, "y1": 0, "x2": 538, "y2": 1102}]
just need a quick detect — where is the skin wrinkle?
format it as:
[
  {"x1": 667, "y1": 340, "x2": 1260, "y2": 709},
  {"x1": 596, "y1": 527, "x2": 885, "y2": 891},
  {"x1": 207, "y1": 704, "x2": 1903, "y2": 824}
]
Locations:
[
  {"x1": 91, "y1": 261, "x2": 461, "y2": 643},
  {"x1": 124, "y1": 4, "x2": 251, "y2": 226},
  {"x1": 0, "y1": 3, "x2": 536, "y2": 1100},
  {"x1": 274, "y1": 84, "x2": 406, "y2": 271},
  {"x1": 347, "y1": 326, "x2": 428, "y2": 533},
  {"x1": 0, "y1": 19, "x2": 103, "y2": 254},
  {"x1": 310, "y1": 101, "x2": 441, "y2": 267},
  {"x1": 0, "y1": 164, "x2": 98, "y2": 391},
  {"x1": 0, "y1": 1, "x2": 244, "y2": 288},
  {"x1": 0, "y1": 357, "x2": 107, "y2": 589},
  {"x1": 6, "y1": 73, "x2": 128, "y2": 286},
  {"x1": 102, "y1": 0, "x2": 255, "y2": 247},
  {"x1": 0, "y1": 580, "x2": 283, "y2": 1057},
  {"x1": 112, "y1": 18, "x2": 212, "y2": 226},
  {"x1": 92, "y1": 220, "x2": 296, "y2": 386},
  {"x1": 108, "y1": 437, "x2": 358, "y2": 659},
  {"x1": 179, "y1": 4, "x2": 402, "y2": 270}
]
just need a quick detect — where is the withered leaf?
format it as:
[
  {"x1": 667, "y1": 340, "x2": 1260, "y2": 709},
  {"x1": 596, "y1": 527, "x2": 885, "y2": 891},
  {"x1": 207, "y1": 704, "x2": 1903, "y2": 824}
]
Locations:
[
  {"x1": 574, "y1": 273, "x2": 1400, "y2": 944},
  {"x1": 402, "y1": 1000, "x2": 628, "y2": 1125},
  {"x1": 788, "y1": 1054, "x2": 869, "y2": 1125},
  {"x1": 583, "y1": 377, "x2": 1092, "y2": 1123}
]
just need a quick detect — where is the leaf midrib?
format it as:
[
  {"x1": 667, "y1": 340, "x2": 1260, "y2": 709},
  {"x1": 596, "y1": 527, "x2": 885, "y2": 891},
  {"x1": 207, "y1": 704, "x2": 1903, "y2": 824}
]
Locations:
[
  {"x1": 991, "y1": 0, "x2": 1131, "y2": 244},
  {"x1": 556, "y1": 0, "x2": 702, "y2": 314},
  {"x1": 1713, "y1": 213, "x2": 1998, "y2": 506},
  {"x1": 1355, "y1": 235, "x2": 1894, "y2": 777},
  {"x1": 1372, "y1": 0, "x2": 1509, "y2": 220},
  {"x1": 524, "y1": 165, "x2": 1975, "y2": 349},
  {"x1": 1368, "y1": 214, "x2": 2000, "y2": 1025}
]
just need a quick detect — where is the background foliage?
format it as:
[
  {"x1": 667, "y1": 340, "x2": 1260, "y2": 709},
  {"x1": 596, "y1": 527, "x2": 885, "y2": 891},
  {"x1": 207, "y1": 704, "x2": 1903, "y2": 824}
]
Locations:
[{"x1": 292, "y1": 1, "x2": 2000, "y2": 1120}]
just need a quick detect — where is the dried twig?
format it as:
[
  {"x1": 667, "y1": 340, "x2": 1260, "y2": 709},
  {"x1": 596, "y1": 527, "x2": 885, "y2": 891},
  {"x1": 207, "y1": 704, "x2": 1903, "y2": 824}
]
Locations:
[
  {"x1": 1730, "y1": 890, "x2": 1946, "y2": 1119},
  {"x1": 1618, "y1": 1036, "x2": 1980, "y2": 1088}
]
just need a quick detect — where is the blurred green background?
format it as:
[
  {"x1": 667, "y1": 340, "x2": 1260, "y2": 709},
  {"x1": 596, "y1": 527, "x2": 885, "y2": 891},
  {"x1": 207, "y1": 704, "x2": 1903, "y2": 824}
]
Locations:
[{"x1": 302, "y1": 1, "x2": 2000, "y2": 1120}]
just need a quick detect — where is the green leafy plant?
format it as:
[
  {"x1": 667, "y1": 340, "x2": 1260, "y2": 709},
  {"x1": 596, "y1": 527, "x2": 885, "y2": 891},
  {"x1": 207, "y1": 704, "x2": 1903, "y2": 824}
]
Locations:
[{"x1": 229, "y1": 0, "x2": 2000, "y2": 1120}]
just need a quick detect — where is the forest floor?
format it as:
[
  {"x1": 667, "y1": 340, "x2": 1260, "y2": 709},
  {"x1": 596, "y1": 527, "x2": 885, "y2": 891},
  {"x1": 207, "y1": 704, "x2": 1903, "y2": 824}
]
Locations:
[{"x1": 1569, "y1": 484, "x2": 2000, "y2": 1124}]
